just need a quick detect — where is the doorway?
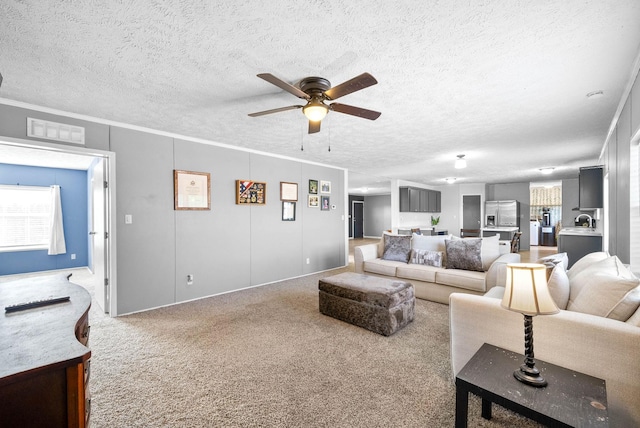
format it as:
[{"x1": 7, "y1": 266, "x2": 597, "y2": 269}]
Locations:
[
  {"x1": 0, "y1": 137, "x2": 116, "y2": 315},
  {"x1": 352, "y1": 201, "x2": 364, "y2": 238},
  {"x1": 462, "y1": 195, "x2": 481, "y2": 230}
]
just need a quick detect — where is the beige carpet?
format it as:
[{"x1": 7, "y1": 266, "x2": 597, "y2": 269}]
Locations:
[{"x1": 67, "y1": 266, "x2": 540, "y2": 428}]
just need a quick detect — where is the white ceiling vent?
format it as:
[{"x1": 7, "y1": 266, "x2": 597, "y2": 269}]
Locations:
[{"x1": 27, "y1": 117, "x2": 85, "y2": 145}]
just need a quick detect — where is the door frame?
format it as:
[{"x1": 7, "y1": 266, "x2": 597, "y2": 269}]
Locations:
[
  {"x1": 351, "y1": 200, "x2": 364, "y2": 238},
  {"x1": 0, "y1": 136, "x2": 118, "y2": 316}
]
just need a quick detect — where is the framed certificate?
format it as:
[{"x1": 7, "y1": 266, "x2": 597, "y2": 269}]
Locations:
[
  {"x1": 280, "y1": 182, "x2": 298, "y2": 201},
  {"x1": 174, "y1": 170, "x2": 210, "y2": 210}
]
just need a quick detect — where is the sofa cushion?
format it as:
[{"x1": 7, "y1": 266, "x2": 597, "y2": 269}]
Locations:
[
  {"x1": 567, "y1": 257, "x2": 640, "y2": 321},
  {"x1": 536, "y1": 252, "x2": 569, "y2": 275},
  {"x1": 569, "y1": 255, "x2": 635, "y2": 303},
  {"x1": 567, "y1": 251, "x2": 609, "y2": 280},
  {"x1": 381, "y1": 234, "x2": 412, "y2": 262},
  {"x1": 626, "y1": 305, "x2": 640, "y2": 327},
  {"x1": 363, "y1": 259, "x2": 406, "y2": 276},
  {"x1": 547, "y1": 263, "x2": 570, "y2": 309},
  {"x1": 409, "y1": 249, "x2": 443, "y2": 267},
  {"x1": 480, "y1": 235, "x2": 500, "y2": 271},
  {"x1": 435, "y1": 269, "x2": 486, "y2": 292},
  {"x1": 445, "y1": 238, "x2": 483, "y2": 272},
  {"x1": 396, "y1": 263, "x2": 438, "y2": 283}
]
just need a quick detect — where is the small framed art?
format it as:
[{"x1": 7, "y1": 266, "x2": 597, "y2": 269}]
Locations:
[
  {"x1": 174, "y1": 170, "x2": 211, "y2": 210},
  {"x1": 308, "y1": 179, "x2": 318, "y2": 194},
  {"x1": 282, "y1": 201, "x2": 296, "y2": 221},
  {"x1": 308, "y1": 194, "x2": 319, "y2": 208},
  {"x1": 321, "y1": 196, "x2": 330, "y2": 211},
  {"x1": 280, "y1": 182, "x2": 298, "y2": 201},
  {"x1": 236, "y1": 180, "x2": 266, "y2": 205},
  {"x1": 320, "y1": 180, "x2": 331, "y2": 194}
]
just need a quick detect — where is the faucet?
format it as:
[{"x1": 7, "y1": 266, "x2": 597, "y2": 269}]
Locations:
[{"x1": 575, "y1": 214, "x2": 593, "y2": 227}]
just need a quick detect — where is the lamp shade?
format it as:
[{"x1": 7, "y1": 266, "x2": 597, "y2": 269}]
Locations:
[{"x1": 501, "y1": 263, "x2": 559, "y2": 316}]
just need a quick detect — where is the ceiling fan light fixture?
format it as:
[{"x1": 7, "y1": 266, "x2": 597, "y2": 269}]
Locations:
[
  {"x1": 455, "y1": 154, "x2": 467, "y2": 169},
  {"x1": 445, "y1": 177, "x2": 457, "y2": 184},
  {"x1": 539, "y1": 167, "x2": 555, "y2": 175},
  {"x1": 303, "y1": 99, "x2": 329, "y2": 121}
]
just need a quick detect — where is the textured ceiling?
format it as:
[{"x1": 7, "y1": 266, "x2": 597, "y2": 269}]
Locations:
[{"x1": 1, "y1": 1, "x2": 639, "y2": 194}]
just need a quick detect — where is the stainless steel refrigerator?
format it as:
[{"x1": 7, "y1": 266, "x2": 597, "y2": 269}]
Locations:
[{"x1": 485, "y1": 200, "x2": 520, "y2": 227}]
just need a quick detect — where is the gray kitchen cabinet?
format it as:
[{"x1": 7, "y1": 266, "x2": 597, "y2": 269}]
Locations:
[
  {"x1": 558, "y1": 234, "x2": 603, "y2": 268},
  {"x1": 399, "y1": 187, "x2": 442, "y2": 212},
  {"x1": 579, "y1": 166, "x2": 603, "y2": 209}
]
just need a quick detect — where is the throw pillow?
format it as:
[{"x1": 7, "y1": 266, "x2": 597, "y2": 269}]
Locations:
[
  {"x1": 412, "y1": 233, "x2": 451, "y2": 263},
  {"x1": 547, "y1": 263, "x2": 570, "y2": 309},
  {"x1": 381, "y1": 234, "x2": 412, "y2": 263},
  {"x1": 568, "y1": 256, "x2": 634, "y2": 304},
  {"x1": 567, "y1": 251, "x2": 609, "y2": 280},
  {"x1": 410, "y1": 249, "x2": 443, "y2": 267},
  {"x1": 480, "y1": 235, "x2": 500, "y2": 271},
  {"x1": 536, "y1": 252, "x2": 569, "y2": 270},
  {"x1": 445, "y1": 238, "x2": 483, "y2": 272},
  {"x1": 567, "y1": 274, "x2": 640, "y2": 321}
]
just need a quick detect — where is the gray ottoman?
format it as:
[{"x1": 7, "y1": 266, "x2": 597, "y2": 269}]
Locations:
[{"x1": 318, "y1": 272, "x2": 415, "y2": 336}]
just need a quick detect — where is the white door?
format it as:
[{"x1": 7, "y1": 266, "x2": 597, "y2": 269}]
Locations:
[{"x1": 90, "y1": 158, "x2": 108, "y2": 313}]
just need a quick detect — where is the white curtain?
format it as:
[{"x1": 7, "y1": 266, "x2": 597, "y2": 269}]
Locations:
[{"x1": 48, "y1": 185, "x2": 67, "y2": 255}]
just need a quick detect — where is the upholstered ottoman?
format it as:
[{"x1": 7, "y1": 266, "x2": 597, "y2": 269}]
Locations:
[{"x1": 318, "y1": 272, "x2": 415, "y2": 336}]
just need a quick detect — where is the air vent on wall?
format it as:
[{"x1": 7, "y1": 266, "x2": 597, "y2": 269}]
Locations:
[{"x1": 27, "y1": 117, "x2": 85, "y2": 145}]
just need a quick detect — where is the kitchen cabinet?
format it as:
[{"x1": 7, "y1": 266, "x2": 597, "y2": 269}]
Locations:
[
  {"x1": 558, "y1": 233, "x2": 603, "y2": 268},
  {"x1": 579, "y1": 166, "x2": 603, "y2": 209},
  {"x1": 399, "y1": 187, "x2": 441, "y2": 212}
]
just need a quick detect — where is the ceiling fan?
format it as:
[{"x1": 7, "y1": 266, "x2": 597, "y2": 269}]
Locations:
[{"x1": 248, "y1": 72, "x2": 381, "y2": 134}]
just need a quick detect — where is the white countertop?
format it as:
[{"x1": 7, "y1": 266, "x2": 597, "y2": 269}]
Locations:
[
  {"x1": 558, "y1": 227, "x2": 602, "y2": 237},
  {"x1": 481, "y1": 227, "x2": 519, "y2": 232}
]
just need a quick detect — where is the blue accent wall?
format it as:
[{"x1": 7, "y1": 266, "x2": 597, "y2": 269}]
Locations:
[{"x1": 0, "y1": 163, "x2": 88, "y2": 275}]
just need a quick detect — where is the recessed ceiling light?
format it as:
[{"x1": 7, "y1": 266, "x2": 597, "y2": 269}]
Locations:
[
  {"x1": 539, "y1": 167, "x2": 555, "y2": 175},
  {"x1": 445, "y1": 178, "x2": 457, "y2": 184},
  {"x1": 586, "y1": 90, "x2": 604, "y2": 99}
]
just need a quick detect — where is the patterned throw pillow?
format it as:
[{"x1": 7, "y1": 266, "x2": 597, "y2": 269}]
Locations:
[
  {"x1": 445, "y1": 239, "x2": 483, "y2": 272},
  {"x1": 381, "y1": 234, "x2": 412, "y2": 263},
  {"x1": 410, "y1": 249, "x2": 443, "y2": 267}
]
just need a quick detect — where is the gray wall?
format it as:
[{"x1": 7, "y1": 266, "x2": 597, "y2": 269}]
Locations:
[
  {"x1": 363, "y1": 194, "x2": 391, "y2": 237},
  {"x1": 0, "y1": 104, "x2": 346, "y2": 315},
  {"x1": 485, "y1": 182, "x2": 531, "y2": 250}
]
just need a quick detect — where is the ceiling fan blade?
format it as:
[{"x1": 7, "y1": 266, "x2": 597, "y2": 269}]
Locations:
[
  {"x1": 308, "y1": 120, "x2": 321, "y2": 134},
  {"x1": 330, "y1": 103, "x2": 381, "y2": 120},
  {"x1": 248, "y1": 105, "x2": 302, "y2": 117},
  {"x1": 324, "y1": 72, "x2": 378, "y2": 100},
  {"x1": 257, "y1": 73, "x2": 310, "y2": 99}
]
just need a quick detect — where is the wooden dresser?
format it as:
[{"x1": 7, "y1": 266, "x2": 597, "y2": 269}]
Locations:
[{"x1": 0, "y1": 274, "x2": 92, "y2": 427}]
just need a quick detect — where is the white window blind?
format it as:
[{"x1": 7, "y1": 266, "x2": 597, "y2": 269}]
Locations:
[{"x1": 0, "y1": 185, "x2": 51, "y2": 250}]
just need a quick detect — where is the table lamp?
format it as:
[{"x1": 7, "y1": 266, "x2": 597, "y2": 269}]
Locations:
[{"x1": 501, "y1": 263, "x2": 559, "y2": 387}]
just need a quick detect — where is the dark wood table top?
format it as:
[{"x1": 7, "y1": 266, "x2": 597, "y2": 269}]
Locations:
[
  {"x1": 0, "y1": 273, "x2": 91, "y2": 384},
  {"x1": 456, "y1": 343, "x2": 608, "y2": 427}
]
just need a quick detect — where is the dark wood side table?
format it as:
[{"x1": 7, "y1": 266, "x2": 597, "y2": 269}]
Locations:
[{"x1": 455, "y1": 343, "x2": 608, "y2": 428}]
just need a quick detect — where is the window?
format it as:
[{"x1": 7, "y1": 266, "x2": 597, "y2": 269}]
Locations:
[{"x1": 0, "y1": 185, "x2": 51, "y2": 251}]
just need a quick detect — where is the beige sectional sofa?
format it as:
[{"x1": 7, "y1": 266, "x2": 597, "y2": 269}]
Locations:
[
  {"x1": 450, "y1": 251, "x2": 640, "y2": 427},
  {"x1": 354, "y1": 233, "x2": 521, "y2": 304}
]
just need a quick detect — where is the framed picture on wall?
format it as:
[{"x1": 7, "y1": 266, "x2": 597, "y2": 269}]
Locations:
[
  {"x1": 236, "y1": 180, "x2": 266, "y2": 205},
  {"x1": 282, "y1": 201, "x2": 296, "y2": 221},
  {"x1": 174, "y1": 170, "x2": 211, "y2": 210},
  {"x1": 308, "y1": 179, "x2": 318, "y2": 194},
  {"x1": 320, "y1": 180, "x2": 331, "y2": 194},
  {"x1": 280, "y1": 182, "x2": 298, "y2": 201},
  {"x1": 321, "y1": 196, "x2": 330, "y2": 211},
  {"x1": 308, "y1": 194, "x2": 319, "y2": 208}
]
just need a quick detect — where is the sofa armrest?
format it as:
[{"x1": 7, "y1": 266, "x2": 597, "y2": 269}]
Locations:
[
  {"x1": 449, "y1": 293, "x2": 640, "y2": 427},
  {"x1": 485, "y1": 252, "x2": 520, "y2": 289},
  {"x1": 354, "y1": 244, "x2": 379, "y2": 273}
]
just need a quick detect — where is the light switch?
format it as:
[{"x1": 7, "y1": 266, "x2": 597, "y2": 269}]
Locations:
[{"x1": 125, "y1": 214, "x2": 133, "y2": 224}]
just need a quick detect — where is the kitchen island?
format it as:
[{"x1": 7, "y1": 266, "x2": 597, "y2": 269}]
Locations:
[{"x1": 558, "y1": 227, "x2": 603, "y2": 268}]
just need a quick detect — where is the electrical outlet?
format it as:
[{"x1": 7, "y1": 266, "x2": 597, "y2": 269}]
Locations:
[
  {"x1": 187, "y1": 274, "x2": 194, "y2": 285},
  {"x1": 306, "y1": 258, "x2": 310, "y2": 265},
  {"x1": 71, "y1": 254, "x2": 76, "y2": 260}
]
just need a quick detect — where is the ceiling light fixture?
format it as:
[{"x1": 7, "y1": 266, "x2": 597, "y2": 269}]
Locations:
[
  {"x1": 539, "y1": 167, "x2": 555, "y2": 175},
  {"x1": 455, "y1": 154, "x2": 467, "y2": 169},
  {"x1": 445, "y1": 178, "x2": 457, "y2": 184},
  {"x1": 302, "y1": 98, "x2": 329, "y2": 121}
]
